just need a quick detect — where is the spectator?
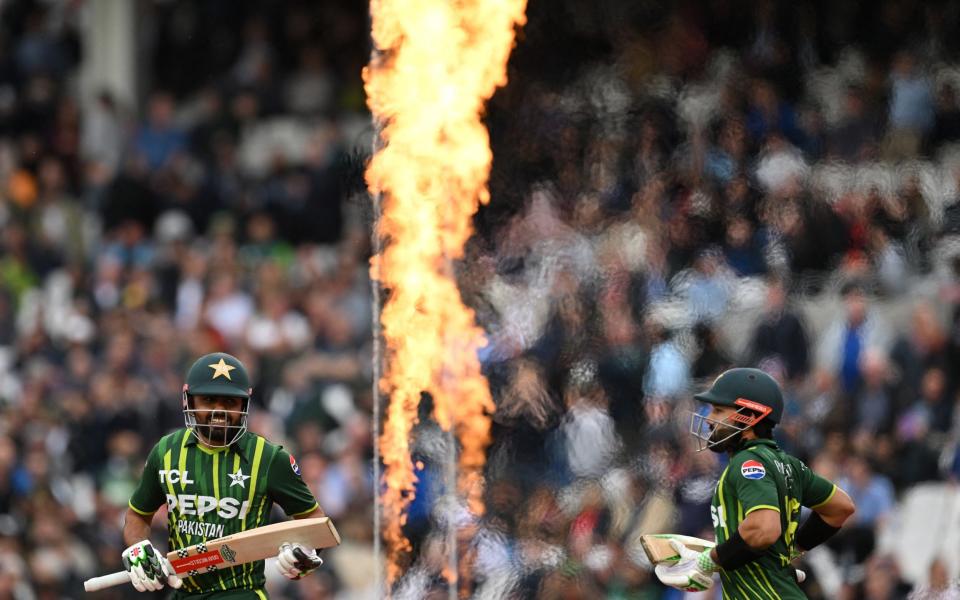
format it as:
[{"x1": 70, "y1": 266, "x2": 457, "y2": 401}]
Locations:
[
  {"x1": 560, "y1": 374, "x2": 621, "y2": 480},
  {"x1": 690, "y1": 322, "x2": 733, "y2": 383},
  {"x1": 852, "y1": 351, "x2": 894, "y2": 435},
  {"x1": 816, "y1": 281, "x2": 891, "y2": 401},
  {"x1": 883, "y1": 51, "x2": 934, "y2": 160},
  {"x1": 132, "y1": 91, "x2": 187, "y2": 171},
  {"x1": 832, "y1": 454, "x2": 895, "y2": 565},
  {"x1": 926, "y1": 82, "x2": 960, "y2": 153},
  {"x1": 829, "y1": 84, "x2": 881, "y2": 162},
  {"x1": 285, "y1": 44, "x2": 335, "y2": 116},
  {"x1": 750, "y1": 276, "x2": 811, "y2": 381},
  {"x1": 704, "y1": 118, "x2": 749, "y2": 185},
  {"x1": 746, "y1": 79, "x2": 806, "y2": 150},
  {"x1": 721, "y1": 213, "x2": 767, "y2": 276},
  {"x1": 642, "y1": 318, "x2": 690, "y2": 401},
  {"x1": 80, "y1": 91, "x2": 126, "y2": 174},
  {"x1": 682, "y1": 247, "x2": 733, "y2": 322}
]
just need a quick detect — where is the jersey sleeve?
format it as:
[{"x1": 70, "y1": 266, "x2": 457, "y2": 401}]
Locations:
[
  {"x1": 729, "y1": 451, "x2": 781, "y2": 516},
  {"x1": 267, "y1": 447, "x2": 320, "y2": 517},
  {"x1": 129, "y1": 443, "x2": 165, "y2": 516},
  {"x1": 798, "y1": 460, "x2": 836, "y2": 508}
]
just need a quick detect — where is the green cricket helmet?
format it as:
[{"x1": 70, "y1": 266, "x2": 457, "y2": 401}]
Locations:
[
  {"x1": 182, "y1": 352, "x2": 252, "y2": 447},
  {"x1": 690, "y1": 367, "x2": 783, "y2": 452}
]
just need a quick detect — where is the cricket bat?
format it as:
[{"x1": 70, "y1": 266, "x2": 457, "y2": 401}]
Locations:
[
  {"x1": 640, "y1": 533, "x2": 807, "y2": 583},
  {"x1": 640, "y1": 534, "x2": 715, "y2": 564},
  {"x1": 84, "y1": 517, "x2": 341, "y2": 592}
]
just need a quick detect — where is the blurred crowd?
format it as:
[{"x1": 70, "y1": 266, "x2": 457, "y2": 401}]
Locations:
[
  {"x1": 406, "y1": 0, "x2": 960, "y2": 599},
  {"x1": 3, "y1": 0, "x2": 960, "y2": 599},
  {"x1": 0, "y1": 1, "x2": 374, "y2": 598}
]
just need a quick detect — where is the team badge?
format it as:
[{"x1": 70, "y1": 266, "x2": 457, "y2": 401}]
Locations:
[
  {"x1": 208, "y1": 358, "x2": 236, "y2": 380},
  {"x1": 290, "y1": 454, "x2": 301, "y2": 476},
  {"x1": 741, "y1": 460, "x2": 766, "y2": 480},
  {"x1": 228, "y1": 467, "x2": 250, "y2": 488}
]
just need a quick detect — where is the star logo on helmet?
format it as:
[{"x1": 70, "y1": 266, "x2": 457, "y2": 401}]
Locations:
[{"x1": 208, "y1": 358, "x2": 236, "y2": 380}]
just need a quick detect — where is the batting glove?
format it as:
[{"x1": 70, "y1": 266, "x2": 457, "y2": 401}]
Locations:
[
  {"x1": 275, "y1": 542, "x2": 323, "y2": 580},
  {"x1": 121, "y1": 540, "x2": 182, "y2": 592},
  {"x1": 654, "y1": 539, "x2": 717, "y2": 592}
]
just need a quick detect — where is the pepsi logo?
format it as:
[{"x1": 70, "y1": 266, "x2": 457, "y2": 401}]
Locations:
[
  {"x1": 741, "y1": 459, "x2": 766, "y2": 480},
  {"x1": 290, "y1": 454, "x2": 301, "y2": 476}
]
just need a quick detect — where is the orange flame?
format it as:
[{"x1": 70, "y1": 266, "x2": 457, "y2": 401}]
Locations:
[{"x1": 365, "y1": 0, "x2": 527, "y2": 584}]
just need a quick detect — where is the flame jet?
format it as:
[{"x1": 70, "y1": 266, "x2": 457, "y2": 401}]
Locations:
[{"x1": 364, "y1": 0, "x2": 527, "y2": 585}]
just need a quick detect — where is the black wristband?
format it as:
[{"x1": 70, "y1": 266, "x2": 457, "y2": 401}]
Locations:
[
  {"x1": 714, "y1": 530, "x2": 765, "y2": 571},
  {"x1": 796, "y1": 512, "x2": 841, "y2": 551}
]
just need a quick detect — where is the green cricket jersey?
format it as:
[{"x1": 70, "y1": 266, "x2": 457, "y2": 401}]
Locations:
[
  {"x1": 710, "y1": 439, "x2": 836, "y2": 599},
  {"x1": 129, "y1": 428, "x2": 320, "y2": 598}
]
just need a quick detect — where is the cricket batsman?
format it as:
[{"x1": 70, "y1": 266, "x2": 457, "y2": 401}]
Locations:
[
  {"x1": 121, "y1": 352, "x2": 326, "y2": 598},
  {"x1": 656, "y1": 368, "x2": 856, "y2": 597}
]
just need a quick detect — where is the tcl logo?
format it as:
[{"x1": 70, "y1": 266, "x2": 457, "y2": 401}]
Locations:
[{"x1": 158, "y1": 470, "x2": 195, "y2": 484}]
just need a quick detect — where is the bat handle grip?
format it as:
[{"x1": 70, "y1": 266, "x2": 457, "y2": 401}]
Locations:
[{"x1": 84, "y1": 570, "x2": 131, "y2": 592}]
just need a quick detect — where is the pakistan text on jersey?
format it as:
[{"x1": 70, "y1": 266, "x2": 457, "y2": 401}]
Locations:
[
  {"x1": 177, "y1": 519, "x2": 225, "y2": 539},
  {"x1": 166, "y1": 494, "x2": 252, "y2": 519}
]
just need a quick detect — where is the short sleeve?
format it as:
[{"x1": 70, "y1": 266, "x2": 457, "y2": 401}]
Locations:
[
  {"x1": 267, "y1": 448, "x2": 320, "y2": 517},
  {"x1": 730, "y1": 452, "x2": 781, "y2": 516},
  {"x1": 799, "y1": 461, "x2": 836, "y2": 508},
  {"x1": 129, "y1": 443, "x2": 165, "y2": 516}
]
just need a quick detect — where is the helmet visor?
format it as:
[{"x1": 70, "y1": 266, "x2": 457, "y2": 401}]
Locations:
[
  {"x1": 183, "y1": 393, "x2": 249, "y2": 447},
  {"x1": 688, "y1": 405, "x2": 750, "y2": 452}
]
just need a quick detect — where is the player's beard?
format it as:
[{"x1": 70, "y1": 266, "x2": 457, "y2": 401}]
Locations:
[
  {"x1": 707, "y1": 421, "x2": 742, "y2": 453},
  {"x1": 199, "y1": 410, "x2": 235, "y2": 446}
]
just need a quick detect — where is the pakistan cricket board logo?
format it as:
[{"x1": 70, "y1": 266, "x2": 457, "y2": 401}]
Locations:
[{"x1": 219, "y1": 544, "x2": 237, "y2": 563}]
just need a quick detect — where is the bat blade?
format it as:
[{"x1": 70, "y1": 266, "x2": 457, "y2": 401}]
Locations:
[
  {"x1": 84, "y1": 517, "x2": 340, "y2": 592},
  {"x1": 639, "y1": 534, "x2": 715, "y2": 565},
  {"x1": 167, "y1": 517, "x2": 340, "y2": 574}
]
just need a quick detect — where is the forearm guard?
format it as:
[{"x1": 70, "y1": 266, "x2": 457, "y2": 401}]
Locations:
[
  {"x1": 796, "y1": 512, "x2": 841, "y2": 552},
  {"x1": 714, "y1": 530, "x2": 765, "y2": 571}
]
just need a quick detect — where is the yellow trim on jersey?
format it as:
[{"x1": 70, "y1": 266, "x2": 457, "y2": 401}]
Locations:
[
  {"x1": 212, "y1": 452, "x2": 220, "y2": 500},
  {"x1": 164, "y1": 445, "x2": 197, "y2": 592},
  {"x1": 743, "y1": 563, "x2": 775, "y2": 600},
  {"x1": 750, "y1": 562, "x2": 780, "y2": 599},
  {"x1": 210, "y1": 451, "x2": 227, "y2": 591},
  {"x1": 745, "y1": 504, "x2": 781, "y2": 515},
  {"x1": 290, "y1": 502, "x2": 320, "y2": 518},
  {"x1": 718, "y1": 466, "x2": 731, "y2": 538},
  {"x1": 243, "y1": 436, "x2": 266, "y2": 528},
  {"x1": 731, "y1": 575, "x2": 754, "y2": 600},
  {"x1": 193, "y1": 447, "x2": 227, "y2": 592},
  {"x1": 174, "y1": 430, "x2": 202, "y2": 589},
  {"x1": 808, "y1": 483, "x2": 838, "y2": 510},
  {"x1": 733, "y1": 570, "x2": 764, "y2": 599},
  {"x1": 254, "y1": 494, "x2": 270, "y2": 524},
  {"x1": 127, "y1": 500, "x2": 156, "y2": 516},
  {"x1": 196, "y1": 444, "x2": 229, "y2": 455},
  {"x1": 245, "y1": 494, "x2": 270, "y2": 589},
  {"x1": 255, "y1": 590, "x2": 267, "y2": 600},
  {"x1": 240, "y1": 437, "x2": 266, "y2": 588},
  {"x1": 178, "y1": 430, "x2": 190, "y2": 491}
]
